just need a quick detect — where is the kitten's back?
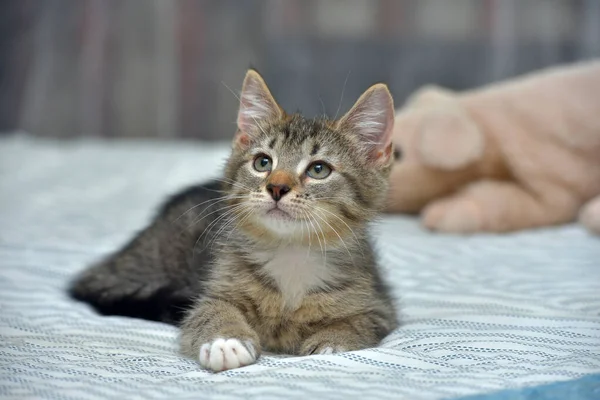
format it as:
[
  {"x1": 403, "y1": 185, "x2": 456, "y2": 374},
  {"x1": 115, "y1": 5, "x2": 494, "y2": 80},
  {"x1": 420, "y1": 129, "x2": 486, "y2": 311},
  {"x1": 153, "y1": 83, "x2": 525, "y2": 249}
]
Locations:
[{"x1": 69, "y1": 180, "x2": 225, "y2": 324}]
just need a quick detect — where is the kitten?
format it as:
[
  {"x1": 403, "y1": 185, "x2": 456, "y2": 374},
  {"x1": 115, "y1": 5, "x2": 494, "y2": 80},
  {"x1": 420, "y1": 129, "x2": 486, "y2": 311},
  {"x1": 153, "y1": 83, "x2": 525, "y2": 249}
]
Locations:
[{"x1": 69, "y1": 69, "x2": 399, "y2": 372}]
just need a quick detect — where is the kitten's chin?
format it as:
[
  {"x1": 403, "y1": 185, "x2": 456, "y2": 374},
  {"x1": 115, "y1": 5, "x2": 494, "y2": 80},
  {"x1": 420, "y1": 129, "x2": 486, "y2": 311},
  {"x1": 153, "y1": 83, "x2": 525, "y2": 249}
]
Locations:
[
  {"x1": 266, "y1": 208, "x2": 293, "y2": 220},
  {"x1": 258, "y1": 209, "x2": 303, "y2": 237}
]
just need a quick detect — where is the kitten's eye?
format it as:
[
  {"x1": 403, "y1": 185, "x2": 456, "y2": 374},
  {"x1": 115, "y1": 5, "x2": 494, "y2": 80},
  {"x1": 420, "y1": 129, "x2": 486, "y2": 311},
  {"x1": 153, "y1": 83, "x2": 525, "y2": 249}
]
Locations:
[
  {"x1": 253, "y1": 154, "x2": 272, "y2": 172},
  {"x1": 306, "y1": 162, "x2": 332, "y2": 179}
]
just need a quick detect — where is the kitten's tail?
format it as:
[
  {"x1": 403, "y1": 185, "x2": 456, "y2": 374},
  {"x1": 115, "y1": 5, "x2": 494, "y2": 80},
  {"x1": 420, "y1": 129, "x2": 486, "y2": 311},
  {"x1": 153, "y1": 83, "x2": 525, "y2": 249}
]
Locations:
[{"x1": 68, "y1": 180, "x2": 223, "y2": 325}]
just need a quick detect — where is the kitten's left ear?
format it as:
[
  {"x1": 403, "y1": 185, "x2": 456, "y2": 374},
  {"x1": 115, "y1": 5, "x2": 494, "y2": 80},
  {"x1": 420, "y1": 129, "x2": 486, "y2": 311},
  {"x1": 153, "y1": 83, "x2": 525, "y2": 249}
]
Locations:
[
  {"x1": 235, "y1": 69, "x2": 283, "y2": 148},
  {"x1": 336, "y1": 84, "x2": 395, "y2": 165}
]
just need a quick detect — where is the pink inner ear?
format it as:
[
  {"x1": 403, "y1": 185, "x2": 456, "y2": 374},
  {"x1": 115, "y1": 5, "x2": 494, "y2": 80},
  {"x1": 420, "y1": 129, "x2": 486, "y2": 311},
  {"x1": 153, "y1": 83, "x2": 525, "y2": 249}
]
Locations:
[
  {"x1": 382, "y1": 142, "x2": 393, "y2": 160},
  {"x1": 372, "y1": 114, "x2": 394, "y2": 163},
  {"x1": 235, "y1": 131, "x2": 251, "y2": 148},
  {"x1": 339, "y1": 84, "x2": 395, "y2": 164},
  {"x1": 371, "y1": 143, "x2": 393, "y2": 165},
  {"x1": 236, "y1": 70, "x2": 281, "y2": 137}
]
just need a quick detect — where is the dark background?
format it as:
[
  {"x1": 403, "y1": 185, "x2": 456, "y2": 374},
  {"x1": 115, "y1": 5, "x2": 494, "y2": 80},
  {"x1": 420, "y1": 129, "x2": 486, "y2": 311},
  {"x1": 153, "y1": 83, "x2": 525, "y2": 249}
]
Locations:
[{"x1": 1, "y1": 0, "x2": 599, "y2": 141}]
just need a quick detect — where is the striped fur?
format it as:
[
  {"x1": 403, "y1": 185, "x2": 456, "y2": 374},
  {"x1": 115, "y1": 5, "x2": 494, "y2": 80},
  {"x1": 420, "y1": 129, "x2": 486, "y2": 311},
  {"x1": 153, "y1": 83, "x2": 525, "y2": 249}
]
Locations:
[{"x1": 69, "y1": 70, "x2": 398, "y2": 371}]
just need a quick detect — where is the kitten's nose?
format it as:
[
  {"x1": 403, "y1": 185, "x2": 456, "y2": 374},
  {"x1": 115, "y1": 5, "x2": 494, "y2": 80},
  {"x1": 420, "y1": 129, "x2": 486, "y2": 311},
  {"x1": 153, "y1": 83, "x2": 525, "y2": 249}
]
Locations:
[{"x1": 266, "y1": 183, "x2": 290, "y2": 201}]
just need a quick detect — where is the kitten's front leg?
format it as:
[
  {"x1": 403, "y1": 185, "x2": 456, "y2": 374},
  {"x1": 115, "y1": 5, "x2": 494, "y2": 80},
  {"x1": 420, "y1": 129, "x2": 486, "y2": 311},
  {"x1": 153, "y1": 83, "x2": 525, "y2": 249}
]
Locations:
[
  {"x1": 180, "y1": 298, "x2": 261, "y2": 372},
  {"x1": 300, "y1": 314, "x2": 388, "y2": 355}
]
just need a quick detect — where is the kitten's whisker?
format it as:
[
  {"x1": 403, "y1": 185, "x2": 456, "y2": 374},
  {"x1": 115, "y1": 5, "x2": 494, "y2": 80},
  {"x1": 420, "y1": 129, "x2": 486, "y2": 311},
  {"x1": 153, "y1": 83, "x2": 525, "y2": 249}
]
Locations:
[
  {"x1": 209, "y1": 206, "x2": 251, "y2": 251},
  {"x1": 193, "y1": 203, "x2": 247, "y2": 252},
  {"x1": 173, "y1": 194, "x2": 245, "y2": 223},
  {"x1": 193, "y1": 206, "x2": 240, "y2": 249},
  {"x1": 312, "y1": 209, "x2": 352, "y2": 259},
  {"x1": 192, "y1": 185, "x2": 229, "y2": 194},
  {"x1": 196, "y1": 211, "x2": 240, "y2": 253},
  {"x1": 312, "y1": 211, "x2": 328, "y2": 264},
  {"x1": 334, "y1": 70, "x2": 351, "y2": 121},
  {"x1": 224, "y1": 207, "x2": 254, "y2": 243},
  {"x1": 302, "y1": 210, "x2": 313, "y2": 254},
  {"x1": 177, "y1": 202, "x2": 242, "y2": 238},
  {"x1": 221, "y1": 81, "x2": 268, "y2": 137},
  {"x1": 221, "y1": 81, "x2": 242, "y2": 102},
  {"x1": 185, "y1": 202, "x2": 245, "y2": 233},
  {"x1": 213, "y1": 177, "x2": 254, "y2": 192},
  {"x1": 211, "y1": 203, "x2": 255, "y2": 249},
  {"x1": 316, "y1": 197, "x2": 376, "y2": 212},
  {"x1": 313, "y1": 205, "x2": 361, "y2": 247},
  {"x1": 316, "y1": 205, "x2": 366, "y2": 259},
  {"x1": 250, "y1": 117, "x2": 268, "y2": 136},
  {"x1": 200, "y1": 204, "x2": 246, "y2": 241},
  {"x1": 315, "y1": 212, "x2": 328, "y2": 262},
  {"x1": 306, "y1": 210, "x2": 325, "y2": 259},
  {"x1": 295, "y1": 212, "x2": 311, "y2": 264},
  {"x1": 214, "y1": 176, "x2": 253, "y2": 190},
  {"x1": 318, "y1": 94, "x2": 327, "y2": 117},
  {"x1": 208, "y1": 212, "x2": 239, "y2": 250}
]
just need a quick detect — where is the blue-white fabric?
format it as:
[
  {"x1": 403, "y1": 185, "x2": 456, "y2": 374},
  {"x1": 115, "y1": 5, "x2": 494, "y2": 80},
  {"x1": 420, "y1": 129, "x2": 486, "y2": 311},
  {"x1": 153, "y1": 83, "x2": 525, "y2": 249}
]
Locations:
[{"x1": 1, "y1": 134, "x2": 599, "y2": 400}]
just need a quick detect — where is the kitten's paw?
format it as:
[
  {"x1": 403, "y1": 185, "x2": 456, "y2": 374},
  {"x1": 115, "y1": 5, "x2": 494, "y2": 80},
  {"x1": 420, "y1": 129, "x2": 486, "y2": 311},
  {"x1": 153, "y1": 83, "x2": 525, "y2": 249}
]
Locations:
[
  {"x1": 198, "y1": 338, "x2": 258, "y2": 372},
  {"x1": 301, "y1": 341, "x2": 348, "y2": 356},
  {"x1": 313, "y1": 345, "x2": 346, "y2": 355}
]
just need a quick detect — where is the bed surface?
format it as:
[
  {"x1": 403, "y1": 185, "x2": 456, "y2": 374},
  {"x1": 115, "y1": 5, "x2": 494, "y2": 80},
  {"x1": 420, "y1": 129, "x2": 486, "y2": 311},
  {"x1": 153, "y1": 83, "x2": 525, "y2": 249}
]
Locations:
[{"x1": 1, "y1": 134, "x2": 599, "y2": 400}]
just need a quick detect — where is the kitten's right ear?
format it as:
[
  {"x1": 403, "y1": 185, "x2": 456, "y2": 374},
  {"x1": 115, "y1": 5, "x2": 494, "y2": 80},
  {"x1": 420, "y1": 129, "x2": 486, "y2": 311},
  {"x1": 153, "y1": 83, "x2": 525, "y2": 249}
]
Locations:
[
  {"x1": 235, "y1": 70, "x2": 282, "y2": 148},
  {"x1": 336, "y1": 83, "x2": 395, "y2": 166}
]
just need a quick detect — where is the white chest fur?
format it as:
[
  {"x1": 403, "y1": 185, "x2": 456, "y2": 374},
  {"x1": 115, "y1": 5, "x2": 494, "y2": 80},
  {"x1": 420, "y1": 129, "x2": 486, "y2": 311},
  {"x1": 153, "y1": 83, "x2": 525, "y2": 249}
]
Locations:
[{"x1": 252, "y1": 246, "x2": 333, "y2": 309}]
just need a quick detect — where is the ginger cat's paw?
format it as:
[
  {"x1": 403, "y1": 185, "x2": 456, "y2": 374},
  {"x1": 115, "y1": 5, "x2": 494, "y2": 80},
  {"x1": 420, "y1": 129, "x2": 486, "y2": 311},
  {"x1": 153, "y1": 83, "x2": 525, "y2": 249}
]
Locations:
[
  {"x1": 579, "y1": 195, "x2": 600, "y2": 235},
  {"x1": 422, "y1": 196, "x2": 484, "y2": 233},
  {"x1": 199, "y1": 338, "x2": 258, "y2": 372}
]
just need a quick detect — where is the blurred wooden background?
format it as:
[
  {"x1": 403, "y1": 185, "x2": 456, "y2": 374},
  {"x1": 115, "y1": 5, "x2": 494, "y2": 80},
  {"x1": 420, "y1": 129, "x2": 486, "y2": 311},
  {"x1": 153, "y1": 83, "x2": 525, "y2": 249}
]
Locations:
[{"x1": 1, "y1": 0, "x2": 599, "y2": 141}]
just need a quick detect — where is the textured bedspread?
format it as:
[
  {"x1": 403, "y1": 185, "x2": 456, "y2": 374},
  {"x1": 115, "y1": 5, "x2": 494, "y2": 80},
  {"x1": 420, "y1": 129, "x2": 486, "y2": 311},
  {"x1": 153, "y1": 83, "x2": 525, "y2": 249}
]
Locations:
[{"x1": 1, "y1": 134, "x2": 599, "y2": 400}]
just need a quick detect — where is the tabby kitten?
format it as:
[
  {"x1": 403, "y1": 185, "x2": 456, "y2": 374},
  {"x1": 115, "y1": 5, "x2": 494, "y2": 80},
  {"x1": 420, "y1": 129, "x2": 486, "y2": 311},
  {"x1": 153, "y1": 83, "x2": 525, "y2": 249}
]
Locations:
[{"x1": 69, "y1": 69, "x2": 398, "y2": 372}]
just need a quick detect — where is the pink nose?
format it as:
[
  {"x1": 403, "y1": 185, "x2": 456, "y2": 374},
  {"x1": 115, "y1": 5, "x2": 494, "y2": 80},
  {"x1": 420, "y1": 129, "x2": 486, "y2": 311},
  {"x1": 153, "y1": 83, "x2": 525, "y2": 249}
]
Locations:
[{"x1": 266, "y1": 184, "x2": 290, "y2": 201}]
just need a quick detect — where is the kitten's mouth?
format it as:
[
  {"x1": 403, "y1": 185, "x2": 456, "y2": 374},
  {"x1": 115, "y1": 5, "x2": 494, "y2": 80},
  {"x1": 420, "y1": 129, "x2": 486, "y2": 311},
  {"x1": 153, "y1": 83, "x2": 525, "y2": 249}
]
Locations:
[{"x1": 266, "y1": 207, "x2": 292, "y2": 220}]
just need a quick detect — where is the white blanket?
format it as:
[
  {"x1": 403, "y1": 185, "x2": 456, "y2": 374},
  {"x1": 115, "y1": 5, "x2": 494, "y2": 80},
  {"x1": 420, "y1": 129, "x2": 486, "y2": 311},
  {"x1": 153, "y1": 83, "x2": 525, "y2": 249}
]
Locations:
[{"x1": 1, "y1": 134, "x2": 599, "y2": 400}]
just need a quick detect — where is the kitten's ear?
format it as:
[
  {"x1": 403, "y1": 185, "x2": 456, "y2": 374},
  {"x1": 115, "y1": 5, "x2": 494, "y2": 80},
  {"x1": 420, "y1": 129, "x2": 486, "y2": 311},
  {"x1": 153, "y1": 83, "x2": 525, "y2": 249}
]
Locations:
[
  {"x1": 336, "y1": 84, "x2": 395, "y2": 165},
  {"x1": 235, "y1": 69, "x2": 283, "y2": 148}
]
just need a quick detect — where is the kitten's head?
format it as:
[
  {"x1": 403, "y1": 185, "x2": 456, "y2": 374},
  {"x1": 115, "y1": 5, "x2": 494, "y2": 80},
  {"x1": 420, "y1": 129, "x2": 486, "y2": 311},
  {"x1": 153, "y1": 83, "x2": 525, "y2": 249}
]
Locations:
[{"x1": 223, "y1": 69, "x2": 395, "y2": 245}]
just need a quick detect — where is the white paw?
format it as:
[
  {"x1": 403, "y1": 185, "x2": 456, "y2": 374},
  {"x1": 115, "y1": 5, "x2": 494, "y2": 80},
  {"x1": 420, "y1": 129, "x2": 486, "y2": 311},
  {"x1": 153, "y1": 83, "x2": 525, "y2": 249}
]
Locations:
[{"x1": 198, "y1": 338, "x2": 257, "y2": 372}]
